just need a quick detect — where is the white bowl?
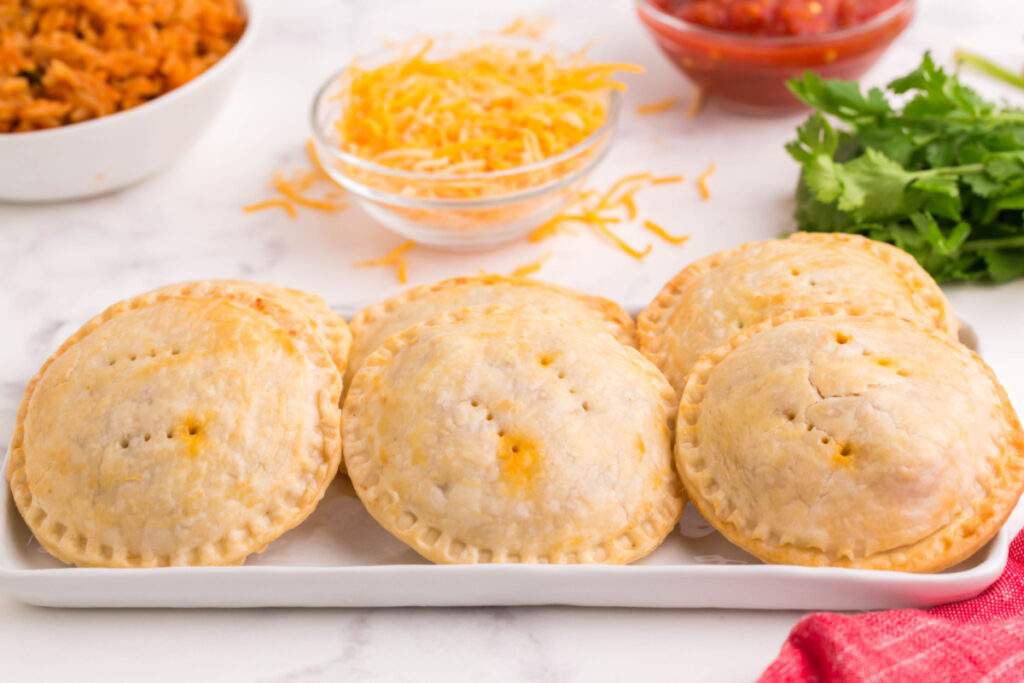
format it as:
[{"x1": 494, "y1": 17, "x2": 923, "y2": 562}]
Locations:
[{"x1": 0, "y1": 0, "x2": 257, "y2": 203}]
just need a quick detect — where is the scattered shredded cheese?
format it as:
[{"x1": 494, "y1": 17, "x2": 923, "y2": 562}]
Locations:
[
  {"x1": 510, "y1": 253, "x2": 551, "y2": 278},
  {"x1": 696, "y1": 162, "x2": 716, "y2": 201},
  {"x1": 354, "y1": 241, "x2": 416, "y2": 284},
  {"x1": 527, "y1": 215, "x2": 578, "y2": 242},
  {"x1": 499, "y1": 16, "x2": 553, "y2": 40},
  {"x1": 306, "y1": 138, "x2": 333, "y2": 181},
  {"x1": 686, "y1": 87, "x2": 705, "y2": 119},
  {"x1": 643, "y1": 219, "x2": 689, "y2": 245},
  {"x1": 595, "y1": 172, "x2": 652, "y2": 210},
  {"x1": 591, "y1": 218, "x2": 651, "y2": 260},
  {"x1": 556, "y1": 213, "x2": 622, "y2": 225},
  {"x1": 273, "y1": 172, "x2": 345, "y2": 212},
  {"x1": 621, "y1": 193, "x2": 638, "y2": 220},
  {"x1": 243, "y1": 199, "x2": 297, "y2": 219},
  {"x1": 527, "y1": 171, "x2": 687, "y2": 259},
  {"x1": 246, "y1": 139, "x2": 349, "y2": 219},
  {"x1": 636, "y1": 96, "x2": 680, "y2": 115}
]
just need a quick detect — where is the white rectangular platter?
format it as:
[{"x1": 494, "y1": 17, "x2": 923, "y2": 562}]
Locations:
[
  {"x1": 0, "y1": 454, "x2": 1011, "y2": 610},
  {"x1": 0, "y1": 307, "x2": 1012, "y2": 610},
  {"x1": 0, "y1": 474, "x2": 1010, "y2": 609}
]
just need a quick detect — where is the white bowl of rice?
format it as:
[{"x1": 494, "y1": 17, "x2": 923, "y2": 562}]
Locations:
[{"x1": 0, "y1": 0, "x2": 257, "y2": 202}]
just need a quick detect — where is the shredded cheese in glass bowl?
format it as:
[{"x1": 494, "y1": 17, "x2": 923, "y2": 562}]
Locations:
[{"x1": 309, "y1": 36, "x2": 631, "y2": 250}]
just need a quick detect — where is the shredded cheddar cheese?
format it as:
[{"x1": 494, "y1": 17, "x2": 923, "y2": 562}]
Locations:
[
  {"x1": 355, "y1": 241, "x2": 416, "y2": 284},
  {"x1": 621, "y1": 194, "x2": 638, "y2": 220},
  {"x1": 696, "y1": 162, "x2": 716, "y2": 201},
  {"x1": 312, "y1": 35, "x2": 644, "y2": 236},
  {"x1": 643, "y1": 219, "x2": 689, "y2": 245},
  {"x1": 528, "y1": 171, "x2": 688, "y2": 259},
  {"x1": 306, "y1": 139, "x2": 333, "y2": 181},
  {"x1": 335, "y1": 40, "x2": 642, "y2": 176},
  {"x1": 686, "y1": 87, "x2": 705, "y2": 119},
  {"x1": 243, "y1": 199, "x2": 297, "y2": 218},
  {"x1": 246, "y1": 139, "x2": 349, "y2": 219},
  {"x1": 499, "y1": 16, "x2": 553, "y2": 40},
  {"x1": 595, "y1": 172, "x2": 653, "y2": 210},
  {"x1": 510, "y1": 253, "x2": 551, "y2": 278},
  {"x1": 527, "y1": 215, "x2": 578, "y2": 242},
  {"x1": 273, "y1": 172, "x2": 345, "y2": 212},
  {"x1": 592, "y1": 218, "x2": 651, "y2": 260},
  {"x1": 636, "y1": 96, "x2": 680, "y2": 115}
]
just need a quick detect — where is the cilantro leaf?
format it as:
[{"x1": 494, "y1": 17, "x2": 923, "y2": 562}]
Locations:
[
  {"x1": 785, "y1": 113, "x2": 838, "y2": 164},
  {"x1": 980, "y1": 249, "x2": 1024, "y2": 282},
  {"x1": 787, "y1": 53, "x2": 1024, "y2": 282}
]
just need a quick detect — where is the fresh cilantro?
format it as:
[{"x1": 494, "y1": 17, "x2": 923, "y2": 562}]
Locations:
[{"x1": 786, "y1": 53, "x2": 1024, "y2": 282}]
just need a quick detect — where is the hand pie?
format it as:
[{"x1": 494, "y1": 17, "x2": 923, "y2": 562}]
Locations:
[
  {"x1": 344, "y1": 305, "x2": 682, "y2": 564},
  {"x1": 152, "y1": 279, "x2": 351, "y2": 379},
  {"x1": 638, "y1": 233, "x2": 958, "y2": 394},
  {"x1": 675, "y1": 308, "x2": 1024, "y2": 571},
  {"x1": 346, "y1": 275, "x2": 635, "y2": 390},
  {"x1": 7, "y1": 288, "x2": 342, "y2": 567}
]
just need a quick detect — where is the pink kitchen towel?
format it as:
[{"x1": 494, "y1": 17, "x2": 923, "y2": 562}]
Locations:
[{"x1": 761, "y1": 530, "x2": 1024, "y2": 682}]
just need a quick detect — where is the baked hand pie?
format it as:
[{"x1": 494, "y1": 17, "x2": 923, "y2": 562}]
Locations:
[
  {"x1": 6, "y1": 287, "x2": 342, "y2": 567},
  {"x1": 638, "y1": 232, "x2": 958, "y2": 394},
  {"x1": 675, "y1": 307, "x2": 1024, "y2": 571},
  {"x1": 343, "y1": 305, "x2": 682, "y2": 564},
  {"x1": 346, "y1": 275, "x2": 635, "y2": 390},
  {"x1": 152, "y1": 279, "x2": 351, "y2": 380}
]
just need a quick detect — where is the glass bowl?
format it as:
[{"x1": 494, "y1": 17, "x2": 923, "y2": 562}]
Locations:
[
  {"x1": 636, "y1": 0, "x2": 915, "y2": 115},
  {"x1": 309, "y1": 43, "x2": 620, "y2": 251}
]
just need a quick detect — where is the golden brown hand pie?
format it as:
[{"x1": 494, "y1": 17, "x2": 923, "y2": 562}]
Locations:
[
  {"x1": 152, "y1": 279, "x2": 351, "y2": 379},
  {"x1": 346, "y1": 275, "x2": 635, "y2": 391},
  {"x1": 343, "y1": 305, "x2": 682, "y2": 564},
  {"x1": 638, "y1": 233, "x2": 958, "y2": 394},
  {"x1": 675, "y1": 308, "x2": 1024, "y2": 571},
  {"x1": 6, "y1": 289, "x2": 342, "y2": 567}
]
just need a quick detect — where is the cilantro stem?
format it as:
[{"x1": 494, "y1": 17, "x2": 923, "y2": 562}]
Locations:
[
  {"x1": 888, "y1": 112, "x2": 1024, "y2": 126},
  {"x1": 962, "y1": 236, "x2": 1024, "y2": 251},
  {"x1": 955, "y1": 50, "x2": 1024, "y2": 92},
  {"x1": 915, "y1": 163, "x2": 984, "y2": 178}
]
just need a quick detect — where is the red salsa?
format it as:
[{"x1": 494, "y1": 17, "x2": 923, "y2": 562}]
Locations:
[
  {"x1": 660, "y1": 0, "x2": 903, "y2": 36},
  {"x1": 637, "y1": 0, "x2": 913, "y2": 113}
]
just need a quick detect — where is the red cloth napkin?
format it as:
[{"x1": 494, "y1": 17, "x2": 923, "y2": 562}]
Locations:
[{"x1": 761, "y1": 529, "x2": 1024, "y2": 682}]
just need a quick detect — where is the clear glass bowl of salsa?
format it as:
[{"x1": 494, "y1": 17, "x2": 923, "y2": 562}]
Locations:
[{"x1": 636, "y1": 0, "x2": 915, "y2": 115}]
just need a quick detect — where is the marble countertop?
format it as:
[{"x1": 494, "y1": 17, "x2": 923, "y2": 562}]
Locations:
[{"x1": 2, "y1": 0, "x2": 1023, "y2": 680}]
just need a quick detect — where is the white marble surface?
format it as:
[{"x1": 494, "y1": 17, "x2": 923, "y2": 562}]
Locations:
[{"x1": 1, "y1": 0, "x2": 1023, "y2": 680}]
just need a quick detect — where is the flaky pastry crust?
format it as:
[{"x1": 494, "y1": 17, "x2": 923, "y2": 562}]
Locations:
[
  {"x1": 638, "y1": 233, "x2": 959, "y2": 395},
  {"x1": 7, "y1": 288, "x2": 342, "y2": 567},
  {"x1": 343, "y1": 305, "x2": 682, "y2": 564},
  {"x1": 151, "y1": 279, "x2": 351, "y2": 379},
  {"x1": 675, "y1": 305, "x2": 1024, "y2": 571},
  {"x1": 346, "y1": 275, "x2": 635, "y2": 391}
]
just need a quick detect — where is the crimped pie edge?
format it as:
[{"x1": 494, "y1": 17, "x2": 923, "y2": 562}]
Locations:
[
  {"x1": 636, "y1": 233, "x2": 959, "y2": 392},
  {"x1": 674, "y1": 303, "x2": 1024, "y2": 572},
  {"x1": 6, "y1": 288, "x2": 343, "y2": 568},
  {"x1": 343, "y1": 304, "x2": 684, "y2": 565}
]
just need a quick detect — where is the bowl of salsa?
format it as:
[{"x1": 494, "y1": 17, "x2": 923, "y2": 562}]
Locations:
[{"x1": 636, "y1": 0, "x2": 915, "y2": 114}]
